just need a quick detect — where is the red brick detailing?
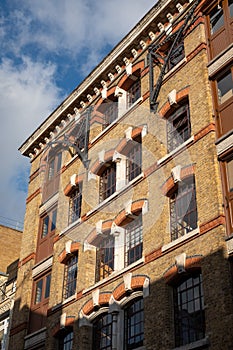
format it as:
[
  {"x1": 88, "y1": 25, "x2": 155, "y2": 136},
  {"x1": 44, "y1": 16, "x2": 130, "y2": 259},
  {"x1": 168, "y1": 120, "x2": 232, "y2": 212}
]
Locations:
[
  {"x1": 113, "y1": 275, "x2": 147, "y2": 301},
  {"x1": 26, "y1": 188, "x2": 41, "y2": 204},
  {"x1": 116, "y1": 139, "x2": 128, "y2": 153},
  {"x1": 161, "y1": 164, "x2": 195, "y2": 196},
  {"x1": 118, "y1": 61, "x2": 145, "y2": 89},
  {"x1": 113, "y1": 283, "x2": 126, "y2": 301},
  {"x1": 10, "y1": 322, "x2": 27, "y2": 336},
  {"x1": 76, "y1": 290, "x2": 83, "y2": 300},
  {"x1": 159, "y1": 86, "x2": 190, "y2": 118},
  {"x1": 86, "y1": 220, "x2": 113, "y2": 244},
  {"x1": 164, "y1": 256, "x2": 202, "y2": 283},
  {"x1": 186, "y1": 42, "x2": 207, "y2": 63},
  {"x1": 144, "y1": 162, "x2": 158, "y2": 178},
  {"x1": 58, "y1": 242, "x2": 80, "y2": 264},
  {"x1": 200, "y1": 215, "x2": 225, "y2": 235},
  {"x1": 29, "y1": 168, "x2": 40, "y2": 183},
  {"x1": 64, "y1": 174, "x2": 84, "y2": 196},
  {"x1": 18, "y1": 252, "x2": 36, "y2": 267},
  {"x1": 145, "y1": 247, "x2": 162, "y2": 263},
  {"x1": 95, "y1": 86, "x2": 117, "y2": 108},
  {"x1": 90, "y1": 149, "x2": 115, "y2": 175},
  {"x1": 51, "y1": 316, "x2": 75, "y2": 336},
  {"x1": 114, "y1": 199, "x2": 145, "y2": 226},
  {"x1": 91, "y1": 110, "x2": 105, "y2": 125},
  {"x1": 81, "y1": 293, "x2": 111, "y2": 316},
  {"x1": 51, "y1": 322, "x2": 60, "y2": 337},
  {"x1": 53, "y1": 234, "x2": 60, "y2": 244},
  {"x1": 131, "y1": 276, "x2": 146, "y2": 290},
  {"x1": 194, "y1": 123, "x2": 215, "y2": 142}
]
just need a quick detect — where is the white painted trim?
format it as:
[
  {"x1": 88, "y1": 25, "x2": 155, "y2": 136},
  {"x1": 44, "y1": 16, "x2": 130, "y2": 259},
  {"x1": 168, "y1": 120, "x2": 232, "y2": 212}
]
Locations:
[
  {"x1": 162, "y1": 228, "x2": 199, "y2": 252},
  {"x1": 157, "y1": 136, "x2": 194, "y2": 165}
]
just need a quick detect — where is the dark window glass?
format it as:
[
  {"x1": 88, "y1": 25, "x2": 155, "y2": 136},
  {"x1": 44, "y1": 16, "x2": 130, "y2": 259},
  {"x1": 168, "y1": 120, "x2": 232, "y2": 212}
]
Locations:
[
  {"x1": 35, "y1": 279, "x2": 43, "y2": 304},
  {"x1": 45, "y1": 274, "x2": 51, "y2": 299},
  {"x1": 217, "y1": 69, "x2": 233, "y2": 104},
  {"x1": 63, "y1": 255, "x2": 78, "y2": 299},
  {"x1": 127, "y1": 138, "x2": 142, "y2": 182},
  {"x1": 229, "y1": 0, "x2": 233, "y2": 17},
  {"x1": 56, "y1": 152, "x2": 62, "y2": 172},
  {"x1": 103, "y1": 102, "x2": 118, "y2": 129},
  {"x1": 69, "y1": 184, "x2": 82, "y2": 224},
  {"x1": 51, "y1": 209, "x2": 57, "y2": 231},
  {"x1": 173, "y1": 272, "x2": 205, "y2": 346},
  {"x1": 41, "y1": 215, "x2": 49, "y2": 238},
  {"x1": 170, "y1": 177, "x2": 198, "y2": 241},
  {"x1": 125, "y1": 298, "x2": 144, "y2": 349},
  {"x1": 59, "y1": 330, "x2": 73, "y2": 350},
  {"x1": 93, "y1": 313, "x2": 112, "y2": 350},
  {"x1": 125, "y1": 215, "x2": 143, "y2": 266},
  {"x1": 96, "y1": 234, "x2": 114, "y2": 281},
  {"x1": 167, "y1": 41, "x2": 185, "y2": 71},
  {"x1": 99, "y1": 163, "x2": 116, "y2": 201},
  {"x1": 167, "y1": 102, "x2": 191, "y2": 152},
  {"x1": 127, "y1": 79, "x2": 141, "y2": 108},
  {"x1": 209, "y1": 3, "x2": 224, "y2": 34},
  {"x1": 48, "y1": 158, "x2": 55, "y2": 180}
]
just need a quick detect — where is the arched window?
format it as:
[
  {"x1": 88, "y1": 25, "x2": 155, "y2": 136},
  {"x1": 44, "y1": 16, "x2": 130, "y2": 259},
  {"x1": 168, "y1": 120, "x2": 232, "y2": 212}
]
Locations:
[
  {"x1": 99, "y1": 162, "x2": 116, "y2": 202},
  {"x1": 169, "y1": 176, "x2": 198, "y2": 241},
  {"x1": 124, "y1": 297, "x2": 144, "y2": 349},
  {"x1": 92, "y1": 313, "x2": 113, "y2": 350},
  {"x1": 173, "y1": 271, "x2": 205, "y2": 347},
  {"x1": 63, "y1": 254, "x2": 78, "y2": 299}
]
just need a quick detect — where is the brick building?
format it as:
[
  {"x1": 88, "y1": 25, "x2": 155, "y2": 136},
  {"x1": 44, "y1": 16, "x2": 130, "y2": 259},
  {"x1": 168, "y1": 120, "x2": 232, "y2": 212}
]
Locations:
[
  {"x1": 0, "y1": 225, "x2": 22, "y2": 350},
  {"x1": 9, "y1": 0, "x2": 233, "y2": 349}
]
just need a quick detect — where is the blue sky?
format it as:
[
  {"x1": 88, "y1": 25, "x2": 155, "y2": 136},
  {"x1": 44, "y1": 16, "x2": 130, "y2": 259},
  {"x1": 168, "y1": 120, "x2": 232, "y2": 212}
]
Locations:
[{"x1": 0, "y1": 0, "x2": 156, "y2": 230}]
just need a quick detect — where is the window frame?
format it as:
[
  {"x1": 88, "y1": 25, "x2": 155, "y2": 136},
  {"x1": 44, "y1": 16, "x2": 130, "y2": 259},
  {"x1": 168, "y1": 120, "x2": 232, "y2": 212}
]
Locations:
[
  {"x1": 169, "y1": 176, "x2": 198, "y2": 242},
  {"x1": 96, "y1": 233, "x2": 115, "y2": 282},
  {"x1": 33, "y1": 271, "x2": 52, "y2": 306},
  {"x1": 127, "y1": 78, "x2": 141, "y2": 108},
  {"x1": 173, "y1": 271, "x2": 205, "y2": 347},
  {"x1": 124, "y1": 297, "x2": 144, "y2": 350},
  {"x1": 126, "y1": 136, "x2": 142, "y2": 182},
  {"x1": 68, "y1": 183, "x2": 83, "y2": 225},
  {"x1": 99, "y1": 162, "x2": 117, "y2": 202},
  {"x1": 58, "y1": 328, "x2": 74, "y2": 350},
  {"x1": 92, "y1": 312, "x2": 113, "y2": 350},
  {"x1": 63, "y1": 253, "x2": 78, "y2": 300},
  {"x1": 124, "y1": 214, "x2": 143, "y2": 267}
]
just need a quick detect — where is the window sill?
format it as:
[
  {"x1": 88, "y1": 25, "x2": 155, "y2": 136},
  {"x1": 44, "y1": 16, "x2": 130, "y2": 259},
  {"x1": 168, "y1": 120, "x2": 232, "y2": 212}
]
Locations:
[
  {"x1": 164, "y1": 57, "x2": 187, "y2": 79},
  {"x1": 86, "y1": 172, "x2": 144, "y2": 218},
  {"x1": 59, "y1": 217, "x2": 81, "y2": 236},
  {"x1": 82, "y1": 257, "x2": 144, "y2": 294},
  {"x1": 62, "y1": 294, "x2": 76, "y2": 305},
  {"x1": 157, "y1": 136, "x2": 194, "y2": 165},
  {"x1": 162, "y1": 228, "x2": 199, "y2": 252},
  {"x1": 172, "y1": 337, "x2": 209, "y2": 350}
]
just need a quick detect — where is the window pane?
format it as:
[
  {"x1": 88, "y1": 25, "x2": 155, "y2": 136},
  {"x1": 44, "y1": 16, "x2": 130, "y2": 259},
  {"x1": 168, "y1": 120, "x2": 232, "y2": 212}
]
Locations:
[
  {"x1": 93, "y1": 314, "x2": 112, "y2": 350},
  {"x1": 48, "y1": 158, "x2": 55, "y2": 180},
  {"x1": 100, "y1": 163, "x2": 116, "y2": 201},
  {"x1": 125, "y1": 299, "x2": 144, "y2": 349},
  {"x1": 127, "y1": 79, "x2": 141, "y2": 108},
  {"x1": 56, "y1": 152, "x2": 62, "y2": 172},
  {"x1": 127, "y1": 138, "x2": 142, "y2": 182},
  {"x1": 217, "y1": 70, "x2": 233, "y2": 104},
  {"x1": 64, "y1": 255, "x2": 78, "y2": 299},
  {"x1": 173, "y1": 272, "x2": 205, "y2": 347},
  {"x1": 51, "y1": 209, "x2": 57, "y2": 231},
  {"x1": 226, "y1": 159, "x2": 233, "y2": 192},
  {"x1": 229, "y1": 0, "x2": 233, "y2": 17},
  {"x1": 35, "y1": 279, "x2": 43, "y2": 304},
  {"x1": 125, "y1": 215, "x2": 143, "y2": 267},
  {"x1": 69, "y1": 185, "x2": 82, "y2": 224},
  {"x1": 45, "y1": 274, "x2": 51, "y2": 299},
  {"x1": 41, "y1": 216, "x2": 49, "y2": 238},
  {"x1": 59, "y1": 330, "x2": 73, "y2": 350},
  {"x1": 97, "y1": 234, "x2": 114, "y2": 281},
  {"x1": 209, "y1": 3, "x2": 224, "y2": 34}
]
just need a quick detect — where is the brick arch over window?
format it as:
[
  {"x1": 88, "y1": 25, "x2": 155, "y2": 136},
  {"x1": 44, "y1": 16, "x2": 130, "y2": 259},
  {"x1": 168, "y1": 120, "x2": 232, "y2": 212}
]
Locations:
[
  {"x1": 90, "y1": 149, "x2": 115, "y2": 175},
  {"x1": 63, "y1": 174, "x2": 84, "y2": 196},
  {"x1": 95, "y1": 86, "x2": 117, "y2": 108},
  {"x1": 161, "y1": 164, "x2": 196, "y2": 196},
  {"x1": 118, "y1": 61, "x2": 145, "y2": 90},
  {"x1": 159, "y1": 86, "x2": 190, "y2": 118},
  {"x1": 116, "y1": 126, "x2": 144, "y2": 154},
  {"x1": 113, "y1": 275, "x2": 149, "y2": 301},
  {"x1": 51, "y1": 316, "x2": 75, "y2": 337},
  {"x1": 114, "y1": 199, "x2": 147, "y2": 226},
  {"x1": 163, "y1": 255, "x2": 202, "y2": 284},
  {"x1": 81, "y1": 292, "x2": 112, "y2": 316},
  {"x1": 86, "y1": 220, "x2": 113, "y2": 245},
  {"x1": 58, "y1": 242, "x2": 80, "y2": 264}
]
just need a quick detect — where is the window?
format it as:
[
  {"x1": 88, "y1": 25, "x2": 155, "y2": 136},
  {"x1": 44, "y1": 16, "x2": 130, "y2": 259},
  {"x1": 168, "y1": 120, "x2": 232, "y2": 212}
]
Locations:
[
  {"x1": 63, "y1": 254, "x2": 78, "y2": 299},
  {"x1": 92, "y1": 313, "x2": 112, "y2": 350},
  {"x1": 68, "y1": 183, "x2": 82, "y2": 224},
  {"x1": 209, "y1": 3, "x2": 224, "y2": 34},
  {"x1": 102, "y1": 101, "x2": 118, "y2": 129},
  {"x1": 125, "y1": 214, "x2": 143, "y2": 267},
  {"x1": 34, "y1": 273, "x2": 51, "y2": 305},
  {"x1": 126, "y1": 136, "x2": 142, "y2": 182},
  {"x1": 173, "y1": 271, "x2": 205, "y2": 347},
  {"x1": 96, "y1": 233, "x2": 114, "y2": 282},
  {"x1": 170, "y1": 177, "x2": 198, "y2": 241},
  {"x1": 124, "y1": 298, "x2": 144, "y2": 349},
  {"x1": 167, "y1": 100, "x2": 191, "y2": 153},
  {"x1": 43, "y1": 150, "x2": 62, "y2": 202},
  {"x1": 41, "y1": 208, "x2": 57, "y2": 238},
  {"x1": 217, "y1": 69, "x2": 233, "y2": 104},
  {"x1": 58, "y1": 329, "x2": 73, "y2": 350},
  {"x1": 127, "y1": 78, "x2": 141, "y2": 108},
  {"x1": 99, "y1": 162, "x2": 116, "y2": 202},
  {"x1": 226, "y1": 159, "x2": 233, "y2": 192},
  {"x1": 166, "y1": 41, "x2": 185, "y2": 72}
]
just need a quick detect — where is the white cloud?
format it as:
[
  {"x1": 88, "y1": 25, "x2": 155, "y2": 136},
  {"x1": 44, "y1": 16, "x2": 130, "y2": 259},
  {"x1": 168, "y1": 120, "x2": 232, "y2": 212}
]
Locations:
[{"x1": 0, "y1": 57, "x2": 62, "y2": 224}]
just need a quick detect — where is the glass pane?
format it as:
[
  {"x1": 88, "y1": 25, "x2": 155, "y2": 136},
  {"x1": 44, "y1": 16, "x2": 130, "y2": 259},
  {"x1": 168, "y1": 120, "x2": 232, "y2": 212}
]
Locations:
[
  {"x1": 229, "y1": 0, "x2": 233, "y2": 17},
  {"x1": 35, "y1": 279, "x2": 43, "y2": 304},
  {"x1": 56, "y1": 152, "x2": 62, "y2": 172},
  {"x1": 227, "y1": 159, "x2": 233, "y2": 192},
  {"x1": 217, "y1": 70, "x2": 233, "y2": 104},
  {"x1": 51, "y1": 209, "x2": 57, "y2": 231},
  {"x1": 41, "y1": 216, "x2": 49, "y2": 238},
  {"x1": 48, "y1": 158, "x2": 55, "y2": 180},
  {"x1": 209, "y1": 3, "x2": 224, "y2": 34},
  {"x1": 45, "y1": 274, "x2": 51, "y2": 298}
]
